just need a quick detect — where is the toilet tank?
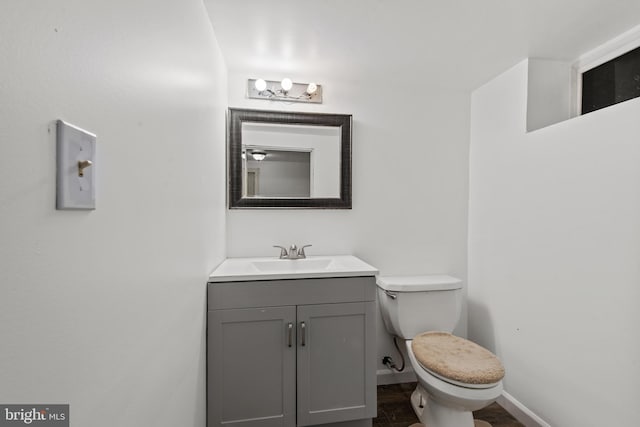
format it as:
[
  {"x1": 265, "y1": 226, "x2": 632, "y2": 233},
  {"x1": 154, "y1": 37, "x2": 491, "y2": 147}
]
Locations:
[{"x1": 376, "y1": 275, "x2": 463, "y2": 339}]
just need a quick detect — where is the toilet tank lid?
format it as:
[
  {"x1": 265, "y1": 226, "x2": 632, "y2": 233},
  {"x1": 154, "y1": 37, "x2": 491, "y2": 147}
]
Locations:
[{"x1": 376, "y1": 275, "x2": 462, "y2": 292}]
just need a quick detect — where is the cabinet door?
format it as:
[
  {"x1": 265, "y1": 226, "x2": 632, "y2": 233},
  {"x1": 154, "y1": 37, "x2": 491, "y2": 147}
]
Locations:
[
  {"x1": 208, "y1": 307, "x2": 296, "y2": 427},
  {"x1": 296, "y1": 302, "x2": 376, "y2": 426}
]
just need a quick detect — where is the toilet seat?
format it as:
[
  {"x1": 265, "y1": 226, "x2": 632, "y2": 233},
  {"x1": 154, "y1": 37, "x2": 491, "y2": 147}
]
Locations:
[
  {"x1": 411, "y1": 332, "x2": 505, "y2": 388},
  {"x1": 406, "y1": 340, "x2": 504, "y2": 413}
]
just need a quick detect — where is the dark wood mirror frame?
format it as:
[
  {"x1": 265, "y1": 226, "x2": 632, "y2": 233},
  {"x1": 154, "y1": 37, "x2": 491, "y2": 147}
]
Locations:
[{"x1": 227, "y1": 108, "x2": 352, "y2": 209}]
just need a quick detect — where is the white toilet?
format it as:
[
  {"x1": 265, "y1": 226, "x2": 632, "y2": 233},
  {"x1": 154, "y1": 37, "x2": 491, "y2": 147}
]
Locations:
[{"x1": 377, "y1": 275, "x2": 505, "y2": 427}]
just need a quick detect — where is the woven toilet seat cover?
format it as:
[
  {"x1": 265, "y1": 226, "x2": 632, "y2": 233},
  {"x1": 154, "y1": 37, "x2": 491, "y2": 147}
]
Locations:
[{"x1": 411, "y1": 331, "x2": 505, "y2": 385}]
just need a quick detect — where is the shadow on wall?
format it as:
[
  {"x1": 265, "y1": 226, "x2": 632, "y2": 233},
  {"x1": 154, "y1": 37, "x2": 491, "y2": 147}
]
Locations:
[{"x1": 467, "y1": 300, "x2": 497, "y2": 352}]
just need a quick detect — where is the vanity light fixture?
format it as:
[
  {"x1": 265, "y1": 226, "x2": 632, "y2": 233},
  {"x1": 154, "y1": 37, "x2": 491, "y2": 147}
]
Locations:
[
  {"x1": 248, "y1": 78, "x2": 323, "y2": 104},
  {"x1": 250, "y1": 150, "x2": 267, "y2": 161}
]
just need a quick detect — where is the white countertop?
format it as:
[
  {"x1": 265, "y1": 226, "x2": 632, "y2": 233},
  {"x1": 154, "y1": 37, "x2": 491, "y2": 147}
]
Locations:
[{"x1": 209, "y1": 255, "x2": 378, "y2": 282}]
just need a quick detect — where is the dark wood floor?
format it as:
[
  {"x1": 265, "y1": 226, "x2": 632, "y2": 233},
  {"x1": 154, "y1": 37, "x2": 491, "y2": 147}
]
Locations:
[{"x1": 374, "y1": 382, "x2": 524, "y2": 427}]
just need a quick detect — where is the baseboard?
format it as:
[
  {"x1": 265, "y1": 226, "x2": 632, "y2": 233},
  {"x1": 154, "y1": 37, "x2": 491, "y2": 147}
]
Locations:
[
  {"x1": 497, "y1": 391, "x2": 550, "y2": 427},
  {"x1": 376, "y1": 367, "x2": 416, "y2": 385}
]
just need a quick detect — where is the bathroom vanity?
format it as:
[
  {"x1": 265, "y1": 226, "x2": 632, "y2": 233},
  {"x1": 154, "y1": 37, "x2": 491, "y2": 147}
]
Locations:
[{"x1": 207, "y1": 256, "x2": 378, "y2": 427}]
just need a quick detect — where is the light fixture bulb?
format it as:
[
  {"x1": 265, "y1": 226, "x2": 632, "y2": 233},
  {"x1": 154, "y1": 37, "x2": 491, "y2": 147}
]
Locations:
[
  {"x1": 254, "y1": 79, "x2": 267, "y2": 92},
  {"x1": 251, "y1": 150, "x2": 267, "y2": 161},
  {"x1": 281, "y1": 78, "x2": 293, "y2": 92},
  {"x1": 306, "y1": 82, "x2": 318, "y2": 95}
]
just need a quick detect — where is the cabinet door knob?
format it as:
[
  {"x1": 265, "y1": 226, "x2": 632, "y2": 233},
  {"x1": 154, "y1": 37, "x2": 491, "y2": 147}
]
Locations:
[
  {"x1": 300, "y1": 321, "x2": 306, "y2": 346},
  {"x1": 287, "y1": 323, "x2": 293, "y2": 347}
]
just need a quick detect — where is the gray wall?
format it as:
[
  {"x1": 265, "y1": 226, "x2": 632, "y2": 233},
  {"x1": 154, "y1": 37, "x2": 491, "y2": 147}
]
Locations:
[{"x1": 247, "y1": 152, "x2": 311, "y2": 197}]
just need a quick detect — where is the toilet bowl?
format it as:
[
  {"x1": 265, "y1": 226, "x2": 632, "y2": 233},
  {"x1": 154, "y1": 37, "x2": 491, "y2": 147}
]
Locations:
[{"x1": 376, "y1": 275, "x2": 505, "y2": 427}]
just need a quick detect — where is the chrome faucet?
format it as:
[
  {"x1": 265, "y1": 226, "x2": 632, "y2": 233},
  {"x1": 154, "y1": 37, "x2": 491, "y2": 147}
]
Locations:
[{"x1": 273, "y1": 244, "x2": 312, "y2": 259}]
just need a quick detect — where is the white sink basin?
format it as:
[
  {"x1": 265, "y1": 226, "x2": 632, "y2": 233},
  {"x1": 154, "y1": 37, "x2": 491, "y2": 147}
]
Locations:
[
  {"x1": 252, "y1": 258, "x2": 334, "y2": 273},
  {"x1": 209, "y1": 255, "x2": 378, "y2": 282}
]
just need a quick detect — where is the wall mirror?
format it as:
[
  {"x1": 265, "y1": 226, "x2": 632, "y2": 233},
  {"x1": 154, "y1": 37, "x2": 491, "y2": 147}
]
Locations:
[{"x1": 227, "y1": 108, "x2": 352, "y2": 209}]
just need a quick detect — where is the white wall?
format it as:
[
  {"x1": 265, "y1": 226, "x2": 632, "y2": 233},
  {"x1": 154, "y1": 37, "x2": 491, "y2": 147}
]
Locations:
[
  {"x1": 225, "y1": 72, "x2": 470, "y2": 375},
  {"x1": 526, "y1": 59, "x2": 573, "y2": 131},
  {"x1": 469, "y1": 59, "x2": 640, "y2": 426},
  {"x1": 0, "y1": 1, "x2": 227, "y2": 426}
]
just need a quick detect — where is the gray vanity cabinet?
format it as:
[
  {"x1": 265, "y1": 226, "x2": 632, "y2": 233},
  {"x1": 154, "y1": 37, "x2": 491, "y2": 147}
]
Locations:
[{"x1": 207, "y1": 276, "x2": 377, "y2": 427}]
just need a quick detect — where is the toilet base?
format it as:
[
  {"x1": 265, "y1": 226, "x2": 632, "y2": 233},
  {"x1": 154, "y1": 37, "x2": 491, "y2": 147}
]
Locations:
[{"x1": 410, "y1": 385, "x2": 482, "y2": 427}]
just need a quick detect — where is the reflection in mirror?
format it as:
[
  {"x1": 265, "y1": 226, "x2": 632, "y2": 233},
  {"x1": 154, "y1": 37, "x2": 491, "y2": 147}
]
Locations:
[
  {"x1": 241, "y1": 122, "x2": 341, "y2": 198},
  {"x1": 228, "y1": 108, "x2": 352, "y2": 209},
  {"x1": 244, "y1": 148, "x2": 312, "y2": 197}
]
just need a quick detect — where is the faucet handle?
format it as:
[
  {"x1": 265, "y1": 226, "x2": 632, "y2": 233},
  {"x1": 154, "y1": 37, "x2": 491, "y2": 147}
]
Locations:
[
  {"x1": 273, "y1": 245, "x2": 288, "y2": 259},
  {"x1": 298, "y1": 244, "x2": 312, "y2": 258}
]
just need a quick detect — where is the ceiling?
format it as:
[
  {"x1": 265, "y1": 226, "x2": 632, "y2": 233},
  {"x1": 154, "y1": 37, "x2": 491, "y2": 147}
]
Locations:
[{"x1": 205, "y1": 0, "x2": 640, "y2": 91}]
